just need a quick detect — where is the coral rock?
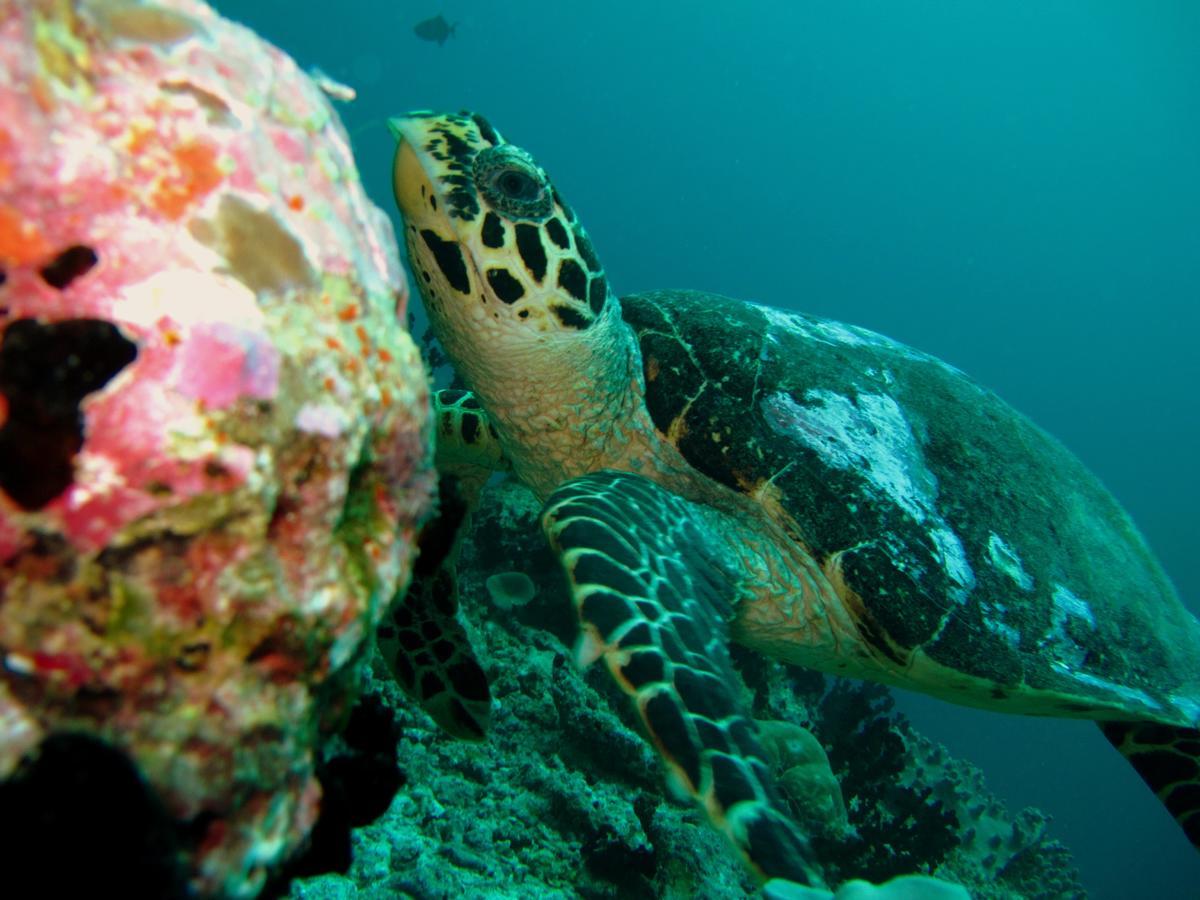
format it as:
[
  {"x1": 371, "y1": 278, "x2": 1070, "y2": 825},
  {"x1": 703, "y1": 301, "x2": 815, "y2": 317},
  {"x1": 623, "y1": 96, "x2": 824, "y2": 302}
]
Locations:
[{"x1": 0, "y1": 1, "x2": 433, "y2": 895}]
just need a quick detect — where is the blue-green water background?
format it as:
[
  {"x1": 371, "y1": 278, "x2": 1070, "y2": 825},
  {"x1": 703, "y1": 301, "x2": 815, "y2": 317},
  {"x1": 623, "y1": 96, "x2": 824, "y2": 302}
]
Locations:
[{"x1": 219, "y1": 2, "x2": 1199, "y2": 896}]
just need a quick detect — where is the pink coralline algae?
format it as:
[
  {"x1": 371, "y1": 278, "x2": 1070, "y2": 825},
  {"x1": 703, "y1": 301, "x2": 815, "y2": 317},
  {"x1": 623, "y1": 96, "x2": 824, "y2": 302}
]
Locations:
[{"x1": 0, "y1": 1, "x2": 434, "y2": 895}]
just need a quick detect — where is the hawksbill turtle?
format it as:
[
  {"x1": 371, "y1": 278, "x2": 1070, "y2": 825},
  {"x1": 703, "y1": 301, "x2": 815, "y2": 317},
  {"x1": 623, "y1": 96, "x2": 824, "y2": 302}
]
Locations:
[{"x1": 381, "y1": 109, "x2": 1200, "y2": 889}]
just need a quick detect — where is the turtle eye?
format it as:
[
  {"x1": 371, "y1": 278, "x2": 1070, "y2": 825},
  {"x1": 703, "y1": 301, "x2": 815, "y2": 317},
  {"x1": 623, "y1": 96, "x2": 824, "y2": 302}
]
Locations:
[
  {"x1": 474, "y1": 145, "x2": 552, "y2": 220},
  {"x1": 494, "y1": 169, "x2": 538, "y2": 201}
]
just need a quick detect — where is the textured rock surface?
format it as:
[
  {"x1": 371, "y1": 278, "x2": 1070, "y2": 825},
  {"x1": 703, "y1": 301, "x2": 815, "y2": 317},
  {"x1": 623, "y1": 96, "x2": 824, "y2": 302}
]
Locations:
[
  {"x1": 0, "y1": 1, "x2": 432, "y2": 895},
  {"x1": 292, "y1": 480, "x2": 1086, "y2": 899}
]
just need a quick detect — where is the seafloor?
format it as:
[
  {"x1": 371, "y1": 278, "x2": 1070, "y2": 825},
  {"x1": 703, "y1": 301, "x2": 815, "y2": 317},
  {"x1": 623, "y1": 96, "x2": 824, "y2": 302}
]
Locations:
[{"x1": 287, "y1": 479, "x2": 1086, "y2": 900}]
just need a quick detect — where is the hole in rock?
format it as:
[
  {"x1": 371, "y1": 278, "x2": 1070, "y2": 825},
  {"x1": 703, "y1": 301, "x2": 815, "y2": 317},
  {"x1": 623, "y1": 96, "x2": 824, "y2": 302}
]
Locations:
[
  {"x1": 0, "y1": 318, "x2": 138, "y2": 509},
  {"x1": 0, "y1": 733, "x2": 191, "y2": 898},
  {"x1": 38, "y1": 245, "x2": 99, "y2": 290}
]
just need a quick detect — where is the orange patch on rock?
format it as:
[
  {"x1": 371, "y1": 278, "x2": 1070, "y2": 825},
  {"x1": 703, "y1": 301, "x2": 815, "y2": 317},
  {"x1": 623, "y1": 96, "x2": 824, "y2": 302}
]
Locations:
[
  {"x1": 151, "y1": 141, "x2": 224, "y2": 219},
  {"x1": 0, "y1": 204, "x2": 52, "y2": 266},
  {"x1": 0, "y1": 128, "x2": 13, "y2": 186}
]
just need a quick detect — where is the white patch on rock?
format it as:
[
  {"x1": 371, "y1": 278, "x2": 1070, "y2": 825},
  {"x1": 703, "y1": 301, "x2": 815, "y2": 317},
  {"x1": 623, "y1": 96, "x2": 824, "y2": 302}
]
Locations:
[
  {"x1": 762, "y1": 389, "x2": 975, "y2": 596},
  {"x1": 116, "y1": 268, "x2": 265, "y2": 330},
  {"x1": 296, "y1": 402, "x2": 350, "y2": 437},
  {"x1": 986, "y1": 533, "x2": 1034, "y2": 591}
]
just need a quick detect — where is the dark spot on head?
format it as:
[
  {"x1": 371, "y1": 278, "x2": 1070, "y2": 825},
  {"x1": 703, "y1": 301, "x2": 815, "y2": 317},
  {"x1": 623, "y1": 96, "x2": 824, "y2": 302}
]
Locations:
[
  {"x1": 545, "y1": 217, "x2": 570, "y2": 250},
  {"x1": 556, "y1": 258, "x2": 587, "y2": 302},
  {"x1": 480, "y1": 211, "x2": 505, "y2": 248},
  {"x1": 461, "y1": 412, "x2": 480, "y2": 444},
  {"x1": 486, "y1": 268, "x2": 525, "y2": 304},
  {"x1": 39, "y1": 245, "x2": 98, "y2": 290},
  {"x1": 514, "y1": 223, "x2": 547, "y2": 282},
  {"x1": 0, "y1": 270, "x2": 7, "y2": 287},
  {"x1": 574, "y1": 230, "x2": 601, "y2": 273},
  {"x1": 552, "y1": 305, "x2": 591, "y2": 330},
  {"x1": 552, "y1": 186, "x2": 574, "y2": 222},
  {"x1": 588, "y1": 275, "x2": 607, "y2": 314},
  {"x1": 419, "y1": 229, "x2": 471, "y2": 294},
  {"x1": 429, "y1": 194, "x2": 438, "y2": 211},
  {"x1": 470, "y1": 113, "x2": 500, "y2": 147},
  {"x1": 518, "y1": 309, "x2": 529, "y2": 318},
  {"x1": 0, "y1": 318, "x2": 138, "y2": 510}
]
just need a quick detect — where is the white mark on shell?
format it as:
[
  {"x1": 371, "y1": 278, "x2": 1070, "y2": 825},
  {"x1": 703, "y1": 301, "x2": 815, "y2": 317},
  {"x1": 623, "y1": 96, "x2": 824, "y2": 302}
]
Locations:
[
  {"x1": 1051, "y1": 663, "x2": 1162, "y2": 712},
  {"x1": 1051, "y1": 584, "x2": 1096, "y2": 629},
  {"x1": 762, "y1": 389, "x2": 975, "y2": 598},
  {"x1": 1038, "y1": 584, "x2": 1097, "y2": 670},
  {"x1": 986, "y1": 533, "x2": 1034, "y2": 591}
]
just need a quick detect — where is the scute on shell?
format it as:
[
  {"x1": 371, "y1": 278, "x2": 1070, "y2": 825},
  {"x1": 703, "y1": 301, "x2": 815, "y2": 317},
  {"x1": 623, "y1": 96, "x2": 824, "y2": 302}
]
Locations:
[{"x1": 624, "y1": 289, "x2": 1200, "y2": 723}]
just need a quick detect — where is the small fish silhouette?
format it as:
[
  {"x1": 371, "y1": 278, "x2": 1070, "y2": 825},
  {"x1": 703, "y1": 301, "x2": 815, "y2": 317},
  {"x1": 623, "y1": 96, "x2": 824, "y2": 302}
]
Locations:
[{"x1": 413, "y1": 14, "x2": 457, "y2": 46}]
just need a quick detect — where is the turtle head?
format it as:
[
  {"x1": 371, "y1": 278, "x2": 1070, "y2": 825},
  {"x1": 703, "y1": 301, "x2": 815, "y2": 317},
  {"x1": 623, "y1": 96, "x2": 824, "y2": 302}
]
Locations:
[{"x1": 390, "y1": 111, "x2": 611, "y2": 353}]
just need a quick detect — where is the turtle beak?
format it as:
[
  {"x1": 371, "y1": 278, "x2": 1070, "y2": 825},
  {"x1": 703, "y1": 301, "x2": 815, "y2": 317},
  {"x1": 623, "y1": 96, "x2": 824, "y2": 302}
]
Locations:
[{"x1": 389, "y1": 115, "x2": 439, "y2": 223}]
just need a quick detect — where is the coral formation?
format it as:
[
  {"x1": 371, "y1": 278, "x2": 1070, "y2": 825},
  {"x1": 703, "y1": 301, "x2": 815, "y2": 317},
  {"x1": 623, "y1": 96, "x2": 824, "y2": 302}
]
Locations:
[
  {"x1": 0, "y1": 1, "x2": 432, "y2": 894},
  {"x1": 291, "y1": 480, "x2": 1086, "y2": 898}
]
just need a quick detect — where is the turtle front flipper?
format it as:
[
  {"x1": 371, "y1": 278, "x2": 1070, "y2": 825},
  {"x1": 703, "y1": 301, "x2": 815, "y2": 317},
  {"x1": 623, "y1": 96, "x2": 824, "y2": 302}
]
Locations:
[
  {"x1": 432, "y1": 388, "x2": 509, "y2": 498},
  {"x1": 1102, "y1": 720, "x2": 1200, "y2": 849},
  {"x1": 378, "y1": 390, "x2": 507, "y2": 740},
  {"x1": 378, "y1": 473, "x2": 491, "y2": 740},
  {"x1": 542, "y1": 469, "x2": 826, "y2": 888}
]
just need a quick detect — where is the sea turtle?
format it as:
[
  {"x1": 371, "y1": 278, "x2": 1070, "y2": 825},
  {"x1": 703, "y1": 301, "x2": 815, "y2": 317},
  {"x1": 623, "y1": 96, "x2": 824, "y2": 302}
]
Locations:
[{"x1": 384, "y1": 109, "x2": 1200, "y2": 889}]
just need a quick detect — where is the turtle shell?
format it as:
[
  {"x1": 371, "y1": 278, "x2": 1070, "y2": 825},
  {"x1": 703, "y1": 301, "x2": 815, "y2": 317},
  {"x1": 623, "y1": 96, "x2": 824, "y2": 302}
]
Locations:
[{"x1": 622, "y1": 289, "x2": 1200, "y2": 724}]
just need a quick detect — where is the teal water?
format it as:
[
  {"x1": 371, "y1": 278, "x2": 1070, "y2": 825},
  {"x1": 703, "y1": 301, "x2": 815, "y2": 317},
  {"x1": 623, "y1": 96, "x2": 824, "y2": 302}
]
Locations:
[{"x1": 218, "y1": 2, "x2": 1200, "y2": 896}]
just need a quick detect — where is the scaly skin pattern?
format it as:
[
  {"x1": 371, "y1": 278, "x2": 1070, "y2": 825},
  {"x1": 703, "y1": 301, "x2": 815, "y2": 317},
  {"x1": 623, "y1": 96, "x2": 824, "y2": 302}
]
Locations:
[
  {"x1": 390, "y1": 110, "x2": 1200, "y2": 872},
  {"x1": 391, "y1": 113, "x2": 697, "y2": 505},
  {"x1": 391, "y1": 110, "x2": 835, "y2": 886}
]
